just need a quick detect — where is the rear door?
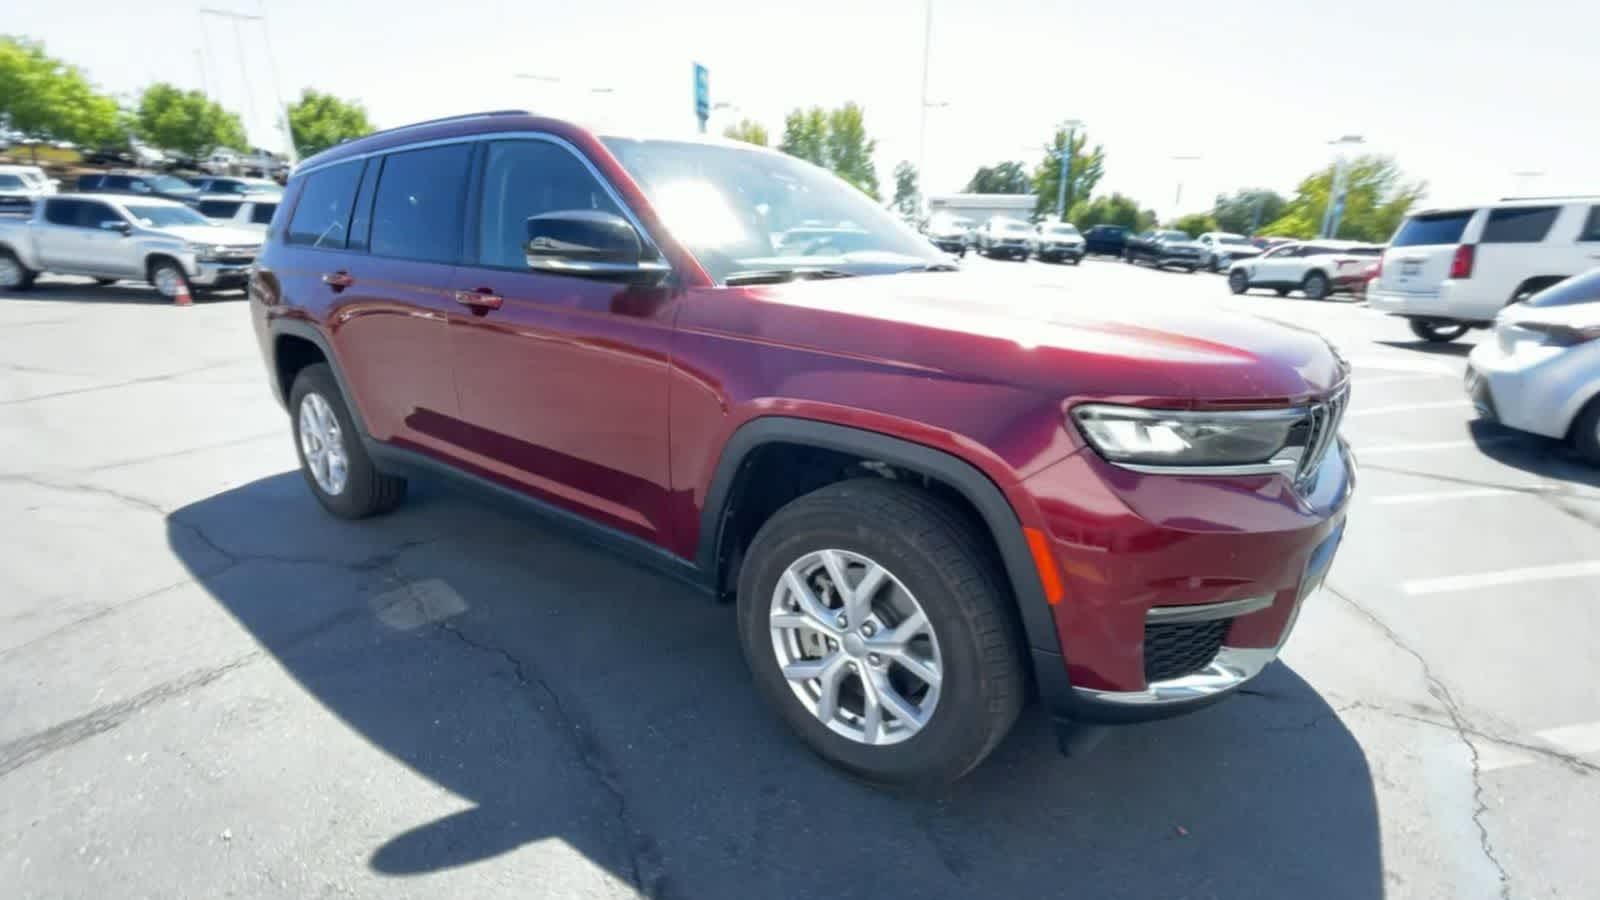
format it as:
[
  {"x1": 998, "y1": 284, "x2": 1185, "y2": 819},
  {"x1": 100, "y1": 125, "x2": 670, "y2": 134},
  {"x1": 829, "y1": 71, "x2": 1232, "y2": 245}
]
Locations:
[
  {"x1": 445, "y1": 136, "x2": 677, "y2": 545},
  {"x1": 1376, "y1": 208, "x2": 1478, "y2": 297},
  {"x1": 35, "y1": 198, "x2": 89, "y2": 269}
]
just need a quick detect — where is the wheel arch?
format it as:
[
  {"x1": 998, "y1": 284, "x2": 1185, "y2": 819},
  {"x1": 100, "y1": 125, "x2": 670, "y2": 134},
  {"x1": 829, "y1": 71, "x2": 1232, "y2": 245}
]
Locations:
[
  {"x1": 1510, "y1": 275, "x2": 1569, "y2": 305},
  {"x1": 143, "y1": 252, "x2": 185, "y2": 282},
  {"x1": 267, "y1": 319, "x2": 372, "y2": 437},
  {"x1": 696, "y1": 417, "x2": 1063, "y2": 666}
]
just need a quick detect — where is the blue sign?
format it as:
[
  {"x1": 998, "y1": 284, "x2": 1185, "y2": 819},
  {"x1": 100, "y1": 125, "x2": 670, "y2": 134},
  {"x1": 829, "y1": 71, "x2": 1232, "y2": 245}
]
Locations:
[{"x1": 693, "y1": 63, "x2": 709, "y2": 129}]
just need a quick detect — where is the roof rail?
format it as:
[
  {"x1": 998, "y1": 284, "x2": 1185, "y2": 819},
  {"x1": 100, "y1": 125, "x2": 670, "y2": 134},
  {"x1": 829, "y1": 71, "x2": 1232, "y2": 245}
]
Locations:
[
  {"x1": 356, "y1": 109, "x2": 534, "y2": 143},
  {"x1": 1497, "y1": 195, "x2": 1600, "y2": 202}
]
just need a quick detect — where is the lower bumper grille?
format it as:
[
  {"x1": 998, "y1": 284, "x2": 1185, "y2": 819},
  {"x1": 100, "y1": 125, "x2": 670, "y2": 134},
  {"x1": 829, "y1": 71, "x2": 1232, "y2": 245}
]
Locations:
[{"x1": 1144, "y1": 618, "x2": 1230, "y2": 682}]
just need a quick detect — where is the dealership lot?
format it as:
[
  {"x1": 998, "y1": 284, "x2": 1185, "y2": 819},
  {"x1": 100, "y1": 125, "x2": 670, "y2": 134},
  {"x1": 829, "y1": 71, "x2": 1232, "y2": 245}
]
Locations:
[{"x1": 3, "y1": 259, "x2": 1596, "y2": 898}]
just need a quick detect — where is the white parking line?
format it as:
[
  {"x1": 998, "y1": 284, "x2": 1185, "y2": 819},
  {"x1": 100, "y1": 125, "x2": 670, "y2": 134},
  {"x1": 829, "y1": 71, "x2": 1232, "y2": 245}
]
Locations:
[
  {"x1": 1345, "y1": 356, "x2": 1458, "y2": 376},
  {"x1": 1402, "y1": 561, "x2": 1600, "y2": 596},
  {"x1": 1346, "y1": 400, "x2": 1472, "y2": 418},
  {"x1": 1350, "y1": 373, "x2": 1455, "y2": 387},
  {"x1": 1478, "y1": 721, "x2": 1600, "y2": 772},
  {"x1": 1355, "y1": 436, "x2": 1520, "y2": 456},
  {"x1": 1372, "y1": 486, "x2": 1549, "y2": 506}
]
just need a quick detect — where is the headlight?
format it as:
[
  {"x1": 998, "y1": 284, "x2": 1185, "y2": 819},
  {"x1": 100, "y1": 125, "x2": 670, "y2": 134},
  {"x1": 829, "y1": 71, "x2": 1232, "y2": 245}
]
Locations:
[
  {"x1": 1071, "y1": 404, "x2": 1305, "y2": 468},
  {"x1": 187, "y1": 242, "x2": 222, "y2": 259}
]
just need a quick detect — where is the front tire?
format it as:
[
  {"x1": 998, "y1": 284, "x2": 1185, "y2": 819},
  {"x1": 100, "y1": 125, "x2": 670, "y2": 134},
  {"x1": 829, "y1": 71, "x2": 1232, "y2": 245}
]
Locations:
[
  {"x1": 288, "y1": 363, "x2": 407, "y2": 519},
  {"x1": 148, "y1": 257, "x2": 191, "y2": 300},
  {"x1": 1228, "y1": 269, "x2": 1249, "y2": 294},
  {"x1": 1409, "y1": 319, "x2": 1469, "y2": 343},
  {"x1": 1571, "y1": 398, "x2": 1600, "y2": 466},
  {"x1": 736, "y1": 479, "x2": 1026, "y2": 786}
]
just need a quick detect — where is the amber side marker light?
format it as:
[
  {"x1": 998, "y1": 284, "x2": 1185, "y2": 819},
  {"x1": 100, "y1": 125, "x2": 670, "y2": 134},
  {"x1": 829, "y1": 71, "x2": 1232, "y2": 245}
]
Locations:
[{"x1": 1024, "y1": 527, "x2": 1065, "y2": 605}]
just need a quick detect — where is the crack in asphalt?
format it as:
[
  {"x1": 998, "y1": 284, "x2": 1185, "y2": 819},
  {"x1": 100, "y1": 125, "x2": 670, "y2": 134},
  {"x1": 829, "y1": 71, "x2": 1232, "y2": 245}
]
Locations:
[
  {"x1": 0, "y1": 576, "x2": 197, "y2": 660},
  {"x1": 0, "y1": 359, "x2": 241, "y2": 406},
  {"x1": 437, "y1": 621, "x2": 668, "y2": 899},
  {"x1": 1326, "y1": 583, "x2": 1512, "y2": 899},
  {"x1": 0, "y1": 652, "x2": 261, "y2": 778}
]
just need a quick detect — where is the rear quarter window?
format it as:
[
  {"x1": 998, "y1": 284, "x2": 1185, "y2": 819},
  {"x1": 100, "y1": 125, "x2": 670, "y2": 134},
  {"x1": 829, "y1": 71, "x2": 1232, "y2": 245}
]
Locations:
[
  {"x1": 1577, "y1": 206, "x2": 1600, "y2": 242},
  {"x1": 197, "y1": 200, "x2": 243, "y2": 219},
  {"x1": 286, "y1": 161, "x2": 363, "y2": 249},
  {"x1": 1390, "y1": 210, "x2": 1475, "y2": 247},
  {"x1": 251, "y1": 203, "x2": 278, "y2": 225},
  {"x1": 1480, "y1": 206, "x2": 1560, "y2": 244}
]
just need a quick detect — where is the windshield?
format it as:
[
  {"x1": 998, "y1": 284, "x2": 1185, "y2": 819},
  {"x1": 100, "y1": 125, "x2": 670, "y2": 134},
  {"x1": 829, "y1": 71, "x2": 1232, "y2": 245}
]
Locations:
[
  {"x1": 1218, "y1": 235, "x2": 1251, "y2": 246},
  {"x1": 0, "y1": 174, "x2": 26, "y2": 190},
  {"x1": 1046, "y1": 224, "x2": 1079, "y2": 236},
  {"x1": 124, "y1": 204, "x2": 212, "y2": 228},
  {"x1": 999, "y1": 221, "x2": 1031, "y2": 234},
  {"x1": 1391, "y1": 210, "x2": 1474, "y2": 247},
  {"x1": 1157, "y1": 231, "x2": 1191, "y2": 241},
  {"x1": 602, "y1": 137, "x2": 941, "y2": 281},
  {"x1": 149, "y1": 175, "x2": 198, "y2": 195}
]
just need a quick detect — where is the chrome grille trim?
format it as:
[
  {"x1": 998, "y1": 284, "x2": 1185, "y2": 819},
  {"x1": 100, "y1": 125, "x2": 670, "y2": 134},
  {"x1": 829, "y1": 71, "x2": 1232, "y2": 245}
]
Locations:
[{"x1": 1294, "y1": 384, "x2": 1349, "y2": 491}]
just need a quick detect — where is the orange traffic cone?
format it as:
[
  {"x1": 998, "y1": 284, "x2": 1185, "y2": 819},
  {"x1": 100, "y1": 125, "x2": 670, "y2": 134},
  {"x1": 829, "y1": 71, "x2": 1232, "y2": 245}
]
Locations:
[{"x1": 174, "y1": 280, "x2": 193, "y2": 307}]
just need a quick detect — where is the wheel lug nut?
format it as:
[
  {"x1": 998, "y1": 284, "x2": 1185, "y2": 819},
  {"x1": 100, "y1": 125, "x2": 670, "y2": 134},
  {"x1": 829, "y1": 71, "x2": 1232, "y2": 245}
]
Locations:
[
  {"x1": 835, "y1": 614, "x2": 848, "y2": 628},
  {"x1": 868, "y1": 653, "x2": 883, "y2": 667},
  {"x1": 847, "y1": 662, "x2": 858, "y2": 672},
  {"x1": 861, "y1": 623, "x2": 876, "y2": 636}
]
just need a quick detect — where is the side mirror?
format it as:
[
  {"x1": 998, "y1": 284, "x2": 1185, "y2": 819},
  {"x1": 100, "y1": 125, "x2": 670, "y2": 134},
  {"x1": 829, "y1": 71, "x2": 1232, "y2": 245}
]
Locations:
[
  {"x1": 525, "y1": 210, "x2": 669, "y2": 283},
  {"x1": 100, "y1": 220, "x2": 132, "y2": 235}
]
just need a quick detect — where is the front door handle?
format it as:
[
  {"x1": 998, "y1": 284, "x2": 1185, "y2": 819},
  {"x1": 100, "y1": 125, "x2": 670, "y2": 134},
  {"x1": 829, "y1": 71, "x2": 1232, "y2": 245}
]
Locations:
[
  {"x1": 454, "y1": 288, "x2": 503, "y2": 310},
  {"x1": 321, "y1": 270, "x2": 354, "y2": 290}
]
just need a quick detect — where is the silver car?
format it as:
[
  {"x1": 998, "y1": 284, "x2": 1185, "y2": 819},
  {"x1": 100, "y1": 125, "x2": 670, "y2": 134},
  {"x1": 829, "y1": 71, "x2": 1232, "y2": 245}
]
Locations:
[{"x1": 1466, "y1": 269, "x2": 1600, "y2": 463}]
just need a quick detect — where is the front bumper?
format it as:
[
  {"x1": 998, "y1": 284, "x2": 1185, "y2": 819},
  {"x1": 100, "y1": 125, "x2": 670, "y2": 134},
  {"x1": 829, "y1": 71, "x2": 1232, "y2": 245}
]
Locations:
[
  {"x1": 1465, "y1": 336, "x2": 1591, "y2": 439},
  {"x1": 190, "y1": 259, "x2": 255, "y2": 286},
  {"x1": 1040, "y1": 243, "x2": 1083, "y2": 257},
  {"x1": 1020, "y1": 437, "x2": 1354, "y2": 724}
]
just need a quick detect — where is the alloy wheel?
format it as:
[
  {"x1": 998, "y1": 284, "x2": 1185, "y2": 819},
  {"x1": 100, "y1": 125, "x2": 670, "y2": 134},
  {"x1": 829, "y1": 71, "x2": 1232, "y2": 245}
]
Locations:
[
  {"x1": 298, "y1": 392, "x2": 349, "y2": 496},
  {"x1": 153, "y1": 264, "x2": 184, "y2": 298},
  {"x1": 769, "y1": 549, "x2": 943, "y2": 746},
  {"x1": 0, "y1": 255, "x2": 22, "y2": 289}
]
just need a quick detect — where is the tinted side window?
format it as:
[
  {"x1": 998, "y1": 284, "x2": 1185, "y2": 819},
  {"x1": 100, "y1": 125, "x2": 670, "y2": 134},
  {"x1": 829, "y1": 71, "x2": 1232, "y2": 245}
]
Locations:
[
  {"x1": 1391, "y1": 210, "x2": 1475, "y2": 247},
  {"x1": 76, "y1": 175, "x2": 103, "y2": 191},
  {"x1": 369, "y1": 144, "x2": 472, "y2": 264},
  {"x1": 77, "y1": 201, "x2": 124, "y2": 229},
  {"x1": 1481, "y1": 206, "x2": 1559, "y2": 244},
  {"x1": 286, "y1": 161, "x2": 362, "y2": 249},
  {"x1": 476, "y1": 140, "x2": 622, "y2": 268},
  {"x1": 1578, "y1": 207, "x2": 1600, "y2": 242},
  {"x1": 198, "y1": 200, "x2": 243, "y2": 219},
  {"x1": 251, "y1": 203, "x2": 278, "y2": 225},
  {"x1": 44, "y1": 199, "x2": 83, "y2": 226}
]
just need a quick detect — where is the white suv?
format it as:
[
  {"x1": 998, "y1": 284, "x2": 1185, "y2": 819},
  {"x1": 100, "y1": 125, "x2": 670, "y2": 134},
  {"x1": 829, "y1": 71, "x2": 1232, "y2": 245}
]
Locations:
[
  {"x1": 1226, "y1": 240, "x2": 1382, "y2": 300},
  {"x1": 1369, "y1": 197, "x2": 1600, "y2": 342}
]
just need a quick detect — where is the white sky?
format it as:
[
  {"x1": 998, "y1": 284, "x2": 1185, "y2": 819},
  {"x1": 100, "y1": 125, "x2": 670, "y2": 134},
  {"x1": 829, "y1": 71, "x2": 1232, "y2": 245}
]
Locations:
[{"x1": 13, "y1": 0, "x2": 1597, "y2": 218}]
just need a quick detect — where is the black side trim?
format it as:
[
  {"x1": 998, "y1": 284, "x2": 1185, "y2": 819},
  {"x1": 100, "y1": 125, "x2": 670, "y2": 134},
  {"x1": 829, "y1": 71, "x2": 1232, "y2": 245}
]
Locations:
[
  {"x1": 367, "y1": 442, "x2": 715, "y2": 599},
  {"x1": 697, "y1": 417, "x2": 1063, "y2": 664},
  {"x1": 267, "y1": 319, "x2": 371, "y2": 436}
]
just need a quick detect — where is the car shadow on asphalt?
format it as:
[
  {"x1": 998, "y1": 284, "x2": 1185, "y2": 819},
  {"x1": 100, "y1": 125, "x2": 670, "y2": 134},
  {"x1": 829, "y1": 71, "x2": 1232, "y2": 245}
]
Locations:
[
  {"x1": 1468, "y1": 419, "x2": 1600, "y2": 489},
  {"x1": 1374, "y1": 339, "x2": 1475, "y2": 357},
  {"x1": 3, "y1": 280, "x2": 246, "y2": 305},
  {"x1": 167, "y1": 472, "x2": 1382, "y2": 900}
]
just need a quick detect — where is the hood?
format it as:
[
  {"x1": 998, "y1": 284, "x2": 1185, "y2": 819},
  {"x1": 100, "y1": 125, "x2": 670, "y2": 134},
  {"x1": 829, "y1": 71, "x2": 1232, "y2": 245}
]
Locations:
[
  {"x1": 156, "y1": 224, "x2": 265, "y2": 247},
  {"x1": 1159, "y1": 239, "x2": 1204, "y2": 251},
  {"x1": 753, "y1": 269, "x2": 1346, "y2": 403},
  {"x1": 1041, "y1": 234, "x2": 1083, "y2": 243},
  {"x1": 1216, "y1": 245, "x2": 1261, "y2": 257}
]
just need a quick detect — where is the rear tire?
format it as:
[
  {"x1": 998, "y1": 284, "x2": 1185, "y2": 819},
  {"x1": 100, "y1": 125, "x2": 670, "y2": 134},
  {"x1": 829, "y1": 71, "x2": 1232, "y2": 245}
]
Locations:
[
  {"x1": 288, "y1": 363, "x2": 407, "y2": 519},
  {"x1": 1303, "y1": 271, "x2": 1331, "y2": 300},
  {"x1": 0, "y1": 248, "x2": 37, "y2": 291},
  {"x1": 1408, "y1": 319, "x2": 1469, "y2": 343},
  {"x1": 736, "y1": 479, "x2": 1027, "y2": 786},
  {"x1": 1572, "y1": 398, "x2": 1600, "y2": 466}
]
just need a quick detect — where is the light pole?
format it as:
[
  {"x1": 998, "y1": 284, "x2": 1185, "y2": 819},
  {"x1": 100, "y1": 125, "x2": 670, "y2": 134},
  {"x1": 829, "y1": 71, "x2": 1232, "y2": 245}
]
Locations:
[
  {"x1": 1321, "y1": 134, "x2": 1365, "y2": 238},
  {"x1": 916, "y1": 0, "x2": 933, "y2": 192},
  {"x1": 1170, "y1": 154, "x2": 1201, "y2": 210},
  {"x1": 200, "y1": 6, "x2": 296, "y2": 164},
  {"x1": 1055, "y1": 118, "x2": 1082, "y2": 220}
]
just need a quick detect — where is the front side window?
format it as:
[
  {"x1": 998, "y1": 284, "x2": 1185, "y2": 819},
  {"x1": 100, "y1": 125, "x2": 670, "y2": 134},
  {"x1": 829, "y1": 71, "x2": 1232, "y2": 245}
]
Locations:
[
  {"x1": 369, "y1": 143, "x2": 472, "y2": 264},
  {"x1": 476, "y1": 139, "x2": 622, "y2": 269},
  {"x1": 77, "y1": 201, "x2": 126, "y2": 229},
  {"x1": 286, "y1": 160, "x2": 363, "y2": 249},
  {"x1": 1481, "y1": 206, "x2": 1559, "y2": 244},
  {"x1": 124, "y1": 204, "x2": 211, "y2": 228},
  {"x1": 1580, "y1": 207, "x2": 1600, "y2": 243},
  {"x1": 250, "y1": 203, "x2": 278, "y2": 225},
  {"x1": 0, "y1": 174, "x2": 25, "y2": 190},
  {"x1": 602, "y1": 137, "x2": 942, "y2": 282}
]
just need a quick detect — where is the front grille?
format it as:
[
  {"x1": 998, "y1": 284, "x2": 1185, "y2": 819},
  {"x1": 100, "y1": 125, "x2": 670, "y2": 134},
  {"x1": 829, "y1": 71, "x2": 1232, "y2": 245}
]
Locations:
[
  {"x1": 213, "y1": 255, "x2": 254, "y2": 265},
  {"x1": 1294, "y1": 384, "x2": 1349, "y2": 491},
  {"x1": 1144, "y1": 618, "x2": 1230, "y2": 682}
]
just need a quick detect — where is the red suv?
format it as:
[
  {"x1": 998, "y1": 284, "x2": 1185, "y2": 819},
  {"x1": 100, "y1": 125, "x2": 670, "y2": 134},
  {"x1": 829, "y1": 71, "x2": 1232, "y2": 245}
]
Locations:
[{"x1": 249, "y1": 111, "x2": 1352, "y2": 785}]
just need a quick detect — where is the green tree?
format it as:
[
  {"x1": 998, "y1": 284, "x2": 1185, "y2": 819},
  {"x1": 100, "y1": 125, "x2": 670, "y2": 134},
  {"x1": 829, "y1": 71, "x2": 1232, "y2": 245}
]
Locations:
[
  {"x1": 1032, "y1": 125, "x2": 1104, "y2": 218},
  {"x1": 1067, "y1": 193, "x2": 1158, "y2": 231},
  {"x1": 1171, "y1": 212, "x2": 1218, "y2": 237},
  {"x1": 1211, "y1": 189, "x2": 1286, "y2": 235},
  {"x1": 1260, "y1": 155, "x2": 1425, "y2": 242},
  {"x1": 0, "y1": 36, "x2": 123, "y2": 154},
  {"x1": 722, "y1": 118, "x2": 768, "y2": 146},
  {"x1": 777, "y1": 103, "x2": 880, "y2": 198},
  {"x1": 134, "y1": 83, "x2": 247, "y2": 156},
  {"x1": 891, "y1": 161, "x2": 920, "y2": 218},
  {"x1": 288, "y1": 89, "x2": 373, "y2": 158},
  {"x1": 965, "y1": 161, "x2": 1031, "y2": 194},
  {"x1": 778, "y1": 107, "x2": 828, "y2": 166}
]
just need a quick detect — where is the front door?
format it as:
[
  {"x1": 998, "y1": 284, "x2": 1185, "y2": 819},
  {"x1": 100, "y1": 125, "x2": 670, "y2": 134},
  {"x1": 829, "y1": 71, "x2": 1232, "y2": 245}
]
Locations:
[
  {"x1": 447, "y1": 137, "x2": 678, "y2": 546},
  {"x1": 36, "y1": 198, "x2": 129, "y2": 273}
]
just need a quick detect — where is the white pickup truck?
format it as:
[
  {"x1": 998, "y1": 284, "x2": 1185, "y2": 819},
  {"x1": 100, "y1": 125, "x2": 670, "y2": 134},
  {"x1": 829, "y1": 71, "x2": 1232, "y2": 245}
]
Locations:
[{"x1": 0, "y1": 193, "x2": 263, "y2": 297}]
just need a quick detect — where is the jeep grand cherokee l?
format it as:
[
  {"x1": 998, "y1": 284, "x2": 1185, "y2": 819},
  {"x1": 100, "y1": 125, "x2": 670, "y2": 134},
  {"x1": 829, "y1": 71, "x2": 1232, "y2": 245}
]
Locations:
[{"x1": 249, "y1": 111, "x2": 1353, "y2": 785}]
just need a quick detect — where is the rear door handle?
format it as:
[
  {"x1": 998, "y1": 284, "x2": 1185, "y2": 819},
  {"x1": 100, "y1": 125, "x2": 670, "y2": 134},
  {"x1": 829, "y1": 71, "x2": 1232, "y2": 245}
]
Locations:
[
  {"x1": 321, "y1": 271, "x2": 354, "y2": 289},
  {"x1": 454, "y1": 288, "x2": 503, "y2": 310}
]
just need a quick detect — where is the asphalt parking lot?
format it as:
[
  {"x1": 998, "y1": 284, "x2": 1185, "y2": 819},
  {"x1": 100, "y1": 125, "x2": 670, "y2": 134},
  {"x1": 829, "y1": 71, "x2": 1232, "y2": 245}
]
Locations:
[{"x1": 3, "y1": 258, "x2": 1596, "y2": 899}]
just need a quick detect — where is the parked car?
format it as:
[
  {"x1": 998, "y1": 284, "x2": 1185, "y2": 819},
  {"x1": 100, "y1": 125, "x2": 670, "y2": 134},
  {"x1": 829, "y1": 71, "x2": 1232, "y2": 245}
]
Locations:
[
  {"x1": 188, "y1": 176, "x2": 284, "y2": 198},
  {"x1": 247, "y1": 111, "x2": 1352, "y2": 785},
  {"x1": 0, "y1": 171, "x2": 43, "y2": 215},
  {"x1": 1196, "y1": 232, "x2": 1262, "y2": 272},
  {"x1": 1368, "y1": 197, "x2": 1600, "y2": 342},
  {"x1": 1466, "y1": 269, "x2": 1600, "y2": 462},
  {"x1": 925, "y1": 213, "x2": 974, "y2": 256},
  {"x1": 128, "y1": 140, "x2": 167, "y2": 169},
  {"x1": 0, "y1": 193, "x2": 262, "y2": 296},
  {"x1": 1227, "y1": 240, "x2": 1383, "y2": 300},
  {"x1": 202, "y1": 148, "x2": 242, "y2": 175},
  {"x1": 1081, "y1": 224, "x2": 1129, "y2": 256},
  {"x1": 194, "y1": 195, "x2": 280, "y2": 232},
  {"x1": 1124, "y1": 229, "x2": 1205, "y2": 271},
  {"x1": 0, "y1": 164, "x2": 60, "y2": 195},
  {"x1": 1033, "y1": 222, "x2": 1084, "y2": 264},
  {"x1": 975, "y1": 217, "x2": 1034, "y2": 259},
  {"x1": 76, "y1": 171, "x2": 201, "y2": 205},
  {"x1": 1252, "y1": 236, "x2": 1295, "y2": 251}
]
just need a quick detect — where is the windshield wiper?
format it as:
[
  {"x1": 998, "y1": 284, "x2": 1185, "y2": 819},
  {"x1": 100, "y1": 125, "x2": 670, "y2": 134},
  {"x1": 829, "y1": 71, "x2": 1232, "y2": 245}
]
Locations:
[{"x1": 724, "y1": 268, "x2": 859, "y2": 286}]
